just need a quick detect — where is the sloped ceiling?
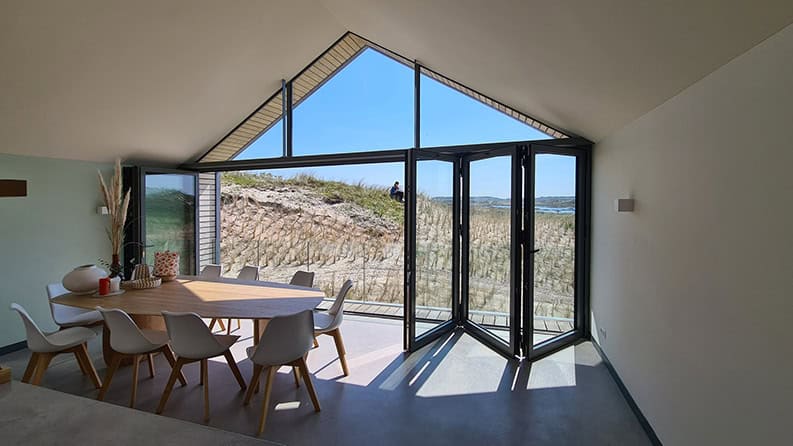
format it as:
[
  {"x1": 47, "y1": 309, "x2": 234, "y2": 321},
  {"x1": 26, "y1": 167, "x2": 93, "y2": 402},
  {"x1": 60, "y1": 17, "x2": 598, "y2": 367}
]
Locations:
[
  {"x1": 0, "y1": 0, "x2": 345, "y2": 164},
  {"x1": 1, "y1": 0, "x2": 793, "y2": 164},
  {"x1": 319, "y1": 0, "x2": 793, "y2": 141}
]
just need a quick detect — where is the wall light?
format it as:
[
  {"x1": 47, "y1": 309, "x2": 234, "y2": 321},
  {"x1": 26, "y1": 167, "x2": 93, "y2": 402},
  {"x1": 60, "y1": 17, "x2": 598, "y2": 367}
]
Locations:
[{"x1": 614, "y1": 198, "x2": 634, "y2": 212}]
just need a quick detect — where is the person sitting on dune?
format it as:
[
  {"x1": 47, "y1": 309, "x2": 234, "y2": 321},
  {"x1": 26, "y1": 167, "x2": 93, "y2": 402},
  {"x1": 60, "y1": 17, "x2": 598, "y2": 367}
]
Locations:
[{"x1": 389, "y1": 181, "x2": 404, "y2": 202}]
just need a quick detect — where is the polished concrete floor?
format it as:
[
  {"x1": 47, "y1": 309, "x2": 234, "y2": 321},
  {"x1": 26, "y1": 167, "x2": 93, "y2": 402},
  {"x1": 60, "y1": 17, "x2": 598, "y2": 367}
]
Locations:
[{"x1": 0, "y1": 315, "x2": 651, "y2": 445}]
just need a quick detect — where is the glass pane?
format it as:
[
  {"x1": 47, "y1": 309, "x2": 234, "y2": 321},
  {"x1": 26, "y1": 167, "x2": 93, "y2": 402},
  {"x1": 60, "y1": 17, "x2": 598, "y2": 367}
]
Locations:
[
  {"x1": 415, "y1": 160, "x2": 455, "y2": 336},
  {"x1": 532, "y1": 154, "x2": 576, "y2": 346},
  {"x1": 144, "y1": 174, "x2": 196, "y2": 275},
  {"x1": 218, "y1": 163, "x2": 405, "y2": 309},
  {"x1": 420, "y1": 72, "x2": 553, "y2": 147},
  {"x1": 234, "y1": 119, "x2": 283, "y2": 160},
  {"x1": 467, "y1": 156, "x2": 512, "y2": 343},
  {"x1": 292, "y1": 48, "x2": 413, "y2": 156}
]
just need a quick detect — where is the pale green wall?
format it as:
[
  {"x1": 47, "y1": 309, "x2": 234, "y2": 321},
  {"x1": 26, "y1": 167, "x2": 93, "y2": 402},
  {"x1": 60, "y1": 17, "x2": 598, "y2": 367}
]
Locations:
[{"x1": 0, "y1": 154, "x2": 112, "y2": 347}]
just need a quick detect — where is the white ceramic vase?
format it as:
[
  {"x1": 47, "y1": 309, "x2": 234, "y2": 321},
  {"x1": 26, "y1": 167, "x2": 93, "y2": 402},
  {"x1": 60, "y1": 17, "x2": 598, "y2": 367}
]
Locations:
[{"x1": 62, "y1": 264, "x2": 107, "y2": 295}]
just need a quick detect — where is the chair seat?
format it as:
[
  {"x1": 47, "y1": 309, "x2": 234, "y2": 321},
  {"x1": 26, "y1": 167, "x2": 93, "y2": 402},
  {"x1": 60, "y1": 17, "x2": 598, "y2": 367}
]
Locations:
[
  {"x1": 179, "y1": 334, "x2": 239, "y2": 360},
  {"x1": 35, "y1": 326, "x2": 96, "y2": 353},
  {"x1": 312, "y1": 311, "x2": 335, "y2": 333},
  {"x1": 245, "y1": 343, "x2": 301, "y2": 367},
  {"x1": 53, "y1": 305, "x2": 102, "y2": 328},
  {"x1": 141, "y1": 329, "x2": 171, "y2": 348}
]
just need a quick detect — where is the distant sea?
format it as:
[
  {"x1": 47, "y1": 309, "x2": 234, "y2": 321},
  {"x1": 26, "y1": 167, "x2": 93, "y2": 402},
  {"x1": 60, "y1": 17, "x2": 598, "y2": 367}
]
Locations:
[
  {"x1": 433, "y1": 195, "x2": 576, "y2": 214},
  {"x1": 492, "y1": 205, "x2": 575, "y2": 214}
]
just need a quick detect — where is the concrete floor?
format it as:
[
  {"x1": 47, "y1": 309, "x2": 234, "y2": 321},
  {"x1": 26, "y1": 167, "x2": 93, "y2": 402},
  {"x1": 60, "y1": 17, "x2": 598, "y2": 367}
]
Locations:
[{"x1": 0, "y1": 315, "x2": 651, "y2": 445}]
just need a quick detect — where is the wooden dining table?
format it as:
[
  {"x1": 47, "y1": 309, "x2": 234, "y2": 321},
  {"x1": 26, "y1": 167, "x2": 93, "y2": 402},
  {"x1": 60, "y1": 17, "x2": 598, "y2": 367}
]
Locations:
[{"x1": 51, "y1": 276, "x2": 326, "y2": 365}]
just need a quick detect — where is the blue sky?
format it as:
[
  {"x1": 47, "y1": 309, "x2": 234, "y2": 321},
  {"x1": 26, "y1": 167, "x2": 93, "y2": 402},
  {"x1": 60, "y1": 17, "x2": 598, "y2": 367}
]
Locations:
[{"x1": 236, "y1": 48, "x2": 574, "y2": 198}]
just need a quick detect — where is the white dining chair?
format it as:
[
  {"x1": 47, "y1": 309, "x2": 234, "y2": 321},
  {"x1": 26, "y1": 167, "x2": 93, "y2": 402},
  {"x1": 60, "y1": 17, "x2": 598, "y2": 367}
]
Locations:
[
  {"x1": 199, "y1": 264, "x2": 222, "y2": 278},
  {"x1": 96, "y1": 307, "x2": 185, "y2": 407},
  {"x1": 289, "y1": 270, "x2": 315, "y2": 288},
  {"x1": 237, "y1": 265, "x2": 259, "y2": 281},
  {"x1": 10, "y1": 303, "x2": 101, "y2": 388},
  {"x1": 313, "y1": 279, "x2": 353, "y2": 376},
  {"x1": 244, "y1": 309, "x2": 320, "y2": 436},
  {"x1": 46, "y1": 283, "x2": 103, "y2": 329},
  {"x1": 201, "y1": 265, "x2": 230, "y2": 333},
  {"x1": 157, "y1": 311, "x2": 246, "y2": 422}
]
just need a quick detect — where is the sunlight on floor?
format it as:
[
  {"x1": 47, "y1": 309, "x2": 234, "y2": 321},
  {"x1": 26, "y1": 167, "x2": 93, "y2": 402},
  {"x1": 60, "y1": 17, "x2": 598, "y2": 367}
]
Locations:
[{"x1": 274, "y1": 401, "x2": 301, "y2": 411}]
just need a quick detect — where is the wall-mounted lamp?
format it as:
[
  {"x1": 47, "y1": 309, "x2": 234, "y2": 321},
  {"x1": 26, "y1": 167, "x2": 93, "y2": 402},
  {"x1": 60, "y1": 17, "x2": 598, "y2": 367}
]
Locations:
[
  {"x1": 97, "y1": 206, "x2": 109, "y2": 215},
  {"x1": 614, "y1": 198, "x2": 635, "y2": 212}
]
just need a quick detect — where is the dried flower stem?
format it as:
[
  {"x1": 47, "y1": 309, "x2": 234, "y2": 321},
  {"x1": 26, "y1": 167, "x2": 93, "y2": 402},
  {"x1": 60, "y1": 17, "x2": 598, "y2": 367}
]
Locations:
[{"x1": 98, "y1": 159, "x2": 131, "y2": 257}]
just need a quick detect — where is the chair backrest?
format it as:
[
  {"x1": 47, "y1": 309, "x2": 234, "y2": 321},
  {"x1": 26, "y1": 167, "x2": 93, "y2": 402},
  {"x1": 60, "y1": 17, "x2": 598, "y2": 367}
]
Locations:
[
  {"x1": 10, "y1": 303, "x2": 53, "y2": 352},
  {"x1": 96, "y1": 307, "x2": 155, "y2": 354},
  {"x1": 325, "y1": 279, "x2": 353, "y2": 331},
  {"x1": 46, "y1": 283, "x2": 68, "y2": 299},
  {"x1": 251, "y1": 310, "x2": 314, "y2": 366},
  {"x1": 289, "y1": 270, "x2": 315, "y2": 288},
  {"x1": 46, "y1": 283, "x2": 69, "y2": 325},
  {"x1": 199, "y1": 264, "x2": 222, "y2": 279},
  {"x1": 161, "y1": 311, "x2": 224, "y2": 359},
  {"x1": 237, "y1": 265, "x2": 259, "y2": 281}
]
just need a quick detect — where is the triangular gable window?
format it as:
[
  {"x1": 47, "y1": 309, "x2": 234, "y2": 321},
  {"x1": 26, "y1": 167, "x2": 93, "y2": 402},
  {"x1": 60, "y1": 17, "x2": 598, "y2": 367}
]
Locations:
[
  {"x1": 420, "y1": 67, "x2": 559, "y2": 147},
  {"x1": 198, "y1": 33, "x2": 567, "y2": 163}
]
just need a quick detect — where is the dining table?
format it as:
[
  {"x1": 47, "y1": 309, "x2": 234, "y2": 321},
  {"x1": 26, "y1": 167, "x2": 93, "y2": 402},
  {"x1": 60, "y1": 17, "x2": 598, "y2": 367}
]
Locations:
[{"x1": 51, "y1": 276, "x2": 326, "y2": 365}]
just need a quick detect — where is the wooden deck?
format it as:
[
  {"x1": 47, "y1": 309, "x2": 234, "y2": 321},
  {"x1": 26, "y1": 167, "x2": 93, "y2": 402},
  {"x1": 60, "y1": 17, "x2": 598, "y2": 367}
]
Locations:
[{"x1": 316, "y1": 299, "x2": 574, "y2": 334}]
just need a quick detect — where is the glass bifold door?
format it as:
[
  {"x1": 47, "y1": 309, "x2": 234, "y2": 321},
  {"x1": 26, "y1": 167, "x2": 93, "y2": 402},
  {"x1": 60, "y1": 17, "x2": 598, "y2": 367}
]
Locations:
[
  {"x1": 122, "y1": 167, "x2": 199, "y2": 278},
  {"x1": 404, "y1": 141, "x2": 589, "y2": 359}
]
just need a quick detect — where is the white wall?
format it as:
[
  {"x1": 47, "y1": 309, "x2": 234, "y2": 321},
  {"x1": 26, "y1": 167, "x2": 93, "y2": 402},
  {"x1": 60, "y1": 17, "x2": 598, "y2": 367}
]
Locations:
[
  {"x1": 591, "y1": 23, "x2": 793, "y2": 445},
  {"x1": 0, "y1": 154, "x2": 112, "y2": 347}
]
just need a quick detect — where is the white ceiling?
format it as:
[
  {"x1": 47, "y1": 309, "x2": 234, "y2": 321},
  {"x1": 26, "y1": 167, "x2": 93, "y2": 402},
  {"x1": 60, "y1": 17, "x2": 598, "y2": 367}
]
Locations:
[{"x1": 2, "y1": 0, "x2": 793, "y2": 165}]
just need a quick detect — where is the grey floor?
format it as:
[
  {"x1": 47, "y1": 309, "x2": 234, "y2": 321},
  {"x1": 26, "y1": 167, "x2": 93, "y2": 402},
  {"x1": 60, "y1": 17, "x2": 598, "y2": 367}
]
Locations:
[{"x1": 0, "y1": 315, "x2": 651, "y2": 445}]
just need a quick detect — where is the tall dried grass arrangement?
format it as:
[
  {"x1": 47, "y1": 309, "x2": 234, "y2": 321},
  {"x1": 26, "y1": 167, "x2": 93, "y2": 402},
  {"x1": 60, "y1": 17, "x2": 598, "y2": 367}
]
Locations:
[{"x1": 98, "y1": 159, "x2": 131, "y2": 257}]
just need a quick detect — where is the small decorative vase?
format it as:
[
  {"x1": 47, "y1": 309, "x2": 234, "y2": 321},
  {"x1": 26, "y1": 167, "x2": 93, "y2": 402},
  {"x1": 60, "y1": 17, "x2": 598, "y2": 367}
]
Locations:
[
  {"x1": 109, "y1": 254, "x2": 123, "y2": 280},
  {"x1": 153, "y1": 251, "x2": 180, "y2": 281},
  {"x1": 62, "y1": 264, "x2": 107, "y2": 295}
]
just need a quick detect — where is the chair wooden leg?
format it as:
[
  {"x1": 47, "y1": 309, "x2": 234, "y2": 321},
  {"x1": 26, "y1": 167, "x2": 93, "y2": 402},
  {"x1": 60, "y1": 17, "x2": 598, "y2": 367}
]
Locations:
[
  {"x1": 146, "y1": 353, "x2": 156, "y2": 378},
  {"x1": 292, "y1": 366, "x2": 301, "y2": 387},
  {"x1": 201, "y1": 359, "x2": 210, "y2": 422},
  {"x1": 73, "y1": 349, "x2": 88, "y2": 375},
  {"x1": 256, "y1": 367, "x2": 276, "y2": 436},
  {"x1": 30, "y1": 353, "x2": 54, "y2": 386},
  {"x1": 330, "y1": 329, "x2": 349, "y2": 376},
  {"x1": 208, "y1": 318, "x2": 217, "y2": 331},
  {"x1": 298, "y1": 357, "x2": 321, "y2": 412},
  {"x1": 226, "y1": 319, "x2": 232, "y2": 335},
  {"x1": 77, "y1": 343, "x2": 102, "y2": 389},
  {"x1": 98, "y1": 353, "x2": 122, "y2": 401},
  {"x1": 160, "y1": 346, "x2": 187, "y2": 386},
  {"x1": 156, "y1": 357, "x2": 186, "y2": 414},
  {"x1": 223, "y1": 350, "x2": 247, "y2": 390},
  {"x1": 217, "y1": 319, "x2": 226, "y2": 331},
  {"x1": 22, "y1": 353, "x2": 39, "y2": 383},
  {"x1": 244, "y1": 365, "x2": 264, "y2": 405},
  {"x1": 130, "y1": 355, "x2": 141, "y2": 408},
  {"x1": 236, "y1": 319, "x2": 241, "y2": 330},
  {"x1": 313, "y1": 337, "x2": 319, "y2": 349},
  {"x1": 253, "y1": 319, "x2": 260, "y2": 344}
]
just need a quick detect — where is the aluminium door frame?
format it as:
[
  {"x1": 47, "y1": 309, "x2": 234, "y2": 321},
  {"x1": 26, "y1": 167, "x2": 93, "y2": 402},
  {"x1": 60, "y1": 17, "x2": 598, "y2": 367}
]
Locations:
[
  {"x1": 459, "y1": 146, "x2": 523, "y2": 358},
  {"x1": 522, "y1": 141, "x2": 592, "y2": 360},
  {"x1": 405, "y1": 149, "x2": 462, "y2": 351}
]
